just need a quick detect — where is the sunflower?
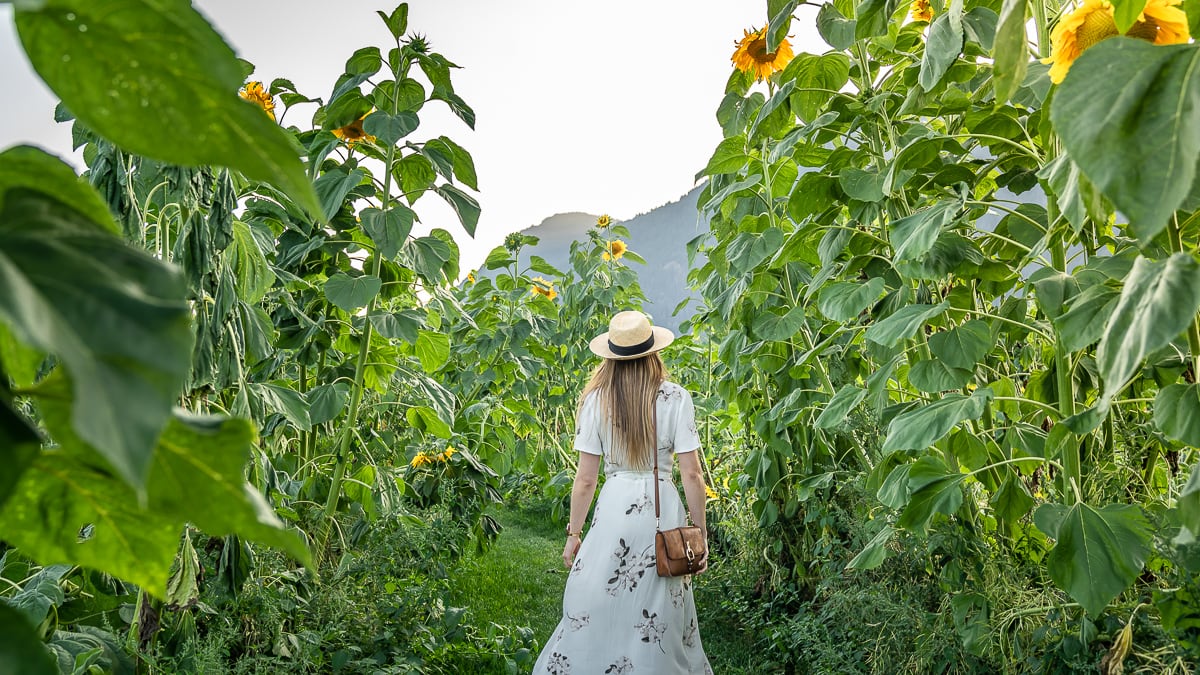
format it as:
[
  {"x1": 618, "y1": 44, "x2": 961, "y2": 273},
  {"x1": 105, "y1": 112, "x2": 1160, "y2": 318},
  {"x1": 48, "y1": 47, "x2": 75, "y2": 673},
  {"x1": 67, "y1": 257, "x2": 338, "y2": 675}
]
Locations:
[
  {"x1": 239, "y1": 81, "x2": 276, "y2": 121},
  {"x1": 705, "y1": 486, "x2": 719, "y2": 500},
  {"x1": 596, "y1": 214, "x2": 613, "y2": 229},
  {"x1": 602, "y1": 239, "x2": 627, "y2": 262},
  {"x1": 410, "y1": 452, "x2": 433, "y2": 468},
  {"x1": 530, "y1": 276, "x2": 558, "y2": 300},
  {"x1": 441, "y1": 446, "x2": 457, "y2": 461},
  {"x1": 731, "y1": 27, "x2": 795, "y2": 82},
  {"x1": 332, "y1": 113, "x2": 376, "y2": 144},
  {"x1": 910, "y1": 0, "x2": 933, "y2": 22},
  {"x1": 467, "y1": 272, "x2": 476, "y2": 284},
  {"x1": 1043, "y1": 0, "x2": 1189, "y2": 84}
]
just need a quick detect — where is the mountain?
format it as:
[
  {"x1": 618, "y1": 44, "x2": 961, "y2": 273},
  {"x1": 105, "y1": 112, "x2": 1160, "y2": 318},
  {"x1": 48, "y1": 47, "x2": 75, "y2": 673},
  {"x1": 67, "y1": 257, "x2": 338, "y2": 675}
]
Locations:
[{"x1": 510, "y1": 187, "x2": 710, "y2": 332}]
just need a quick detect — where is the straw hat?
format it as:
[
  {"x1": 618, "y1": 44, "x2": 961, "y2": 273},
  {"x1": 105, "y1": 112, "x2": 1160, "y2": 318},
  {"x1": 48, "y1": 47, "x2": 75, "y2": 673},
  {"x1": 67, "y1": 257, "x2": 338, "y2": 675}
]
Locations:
[{"x1": 589, "y1": 311, "x2": 674, "y2": 360}]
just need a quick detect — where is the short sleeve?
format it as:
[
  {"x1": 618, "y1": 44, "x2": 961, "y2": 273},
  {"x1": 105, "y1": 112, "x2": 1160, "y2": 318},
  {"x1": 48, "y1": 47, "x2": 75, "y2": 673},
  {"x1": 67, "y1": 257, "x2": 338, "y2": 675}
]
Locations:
[
  {"x1": 673, "y1": 389, "x2": 702, "y2": 454},
  {"x1": 574, "y1": 393, "x2": 603, "y2": 456}
]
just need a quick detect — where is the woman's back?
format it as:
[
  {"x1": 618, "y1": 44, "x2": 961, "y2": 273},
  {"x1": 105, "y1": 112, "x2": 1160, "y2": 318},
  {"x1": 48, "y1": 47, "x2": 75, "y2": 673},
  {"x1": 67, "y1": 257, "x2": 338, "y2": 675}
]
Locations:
[{"x1": 574, "y1": 381, "x2": 702, "y2": 475}]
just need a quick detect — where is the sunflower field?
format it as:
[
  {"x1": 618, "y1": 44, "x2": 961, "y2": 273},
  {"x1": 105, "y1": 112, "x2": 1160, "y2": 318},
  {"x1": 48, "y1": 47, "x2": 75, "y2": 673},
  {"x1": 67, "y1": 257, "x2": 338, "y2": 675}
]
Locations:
[{"x1": 4, "y1": 0, "x2": 1200, "y2": 673}]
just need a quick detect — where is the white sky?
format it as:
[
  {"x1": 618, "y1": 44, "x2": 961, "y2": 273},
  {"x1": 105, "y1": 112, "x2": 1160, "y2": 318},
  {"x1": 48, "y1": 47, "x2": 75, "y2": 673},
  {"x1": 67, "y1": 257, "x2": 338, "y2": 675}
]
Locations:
[{"x1": 0, "y1": 1, "x2": 825, "y2": 271}]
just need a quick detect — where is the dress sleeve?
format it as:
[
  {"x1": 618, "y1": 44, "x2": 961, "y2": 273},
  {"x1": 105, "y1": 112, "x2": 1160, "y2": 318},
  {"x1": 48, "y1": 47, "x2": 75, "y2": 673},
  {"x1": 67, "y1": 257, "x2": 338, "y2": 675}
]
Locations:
[
  {"x1": 673, "y1": 389, "x2": 702, "y2": 454},
  {"x1": 574, "y1": 393, "x2": 603, "y2": 456}
]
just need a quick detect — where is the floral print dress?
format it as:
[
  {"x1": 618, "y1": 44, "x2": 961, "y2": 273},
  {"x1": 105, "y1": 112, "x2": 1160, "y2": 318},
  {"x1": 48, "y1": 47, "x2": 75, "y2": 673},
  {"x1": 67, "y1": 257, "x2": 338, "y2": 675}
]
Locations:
[{"x1": 533, "y1": 382, "x2": 713, "y2": 675}]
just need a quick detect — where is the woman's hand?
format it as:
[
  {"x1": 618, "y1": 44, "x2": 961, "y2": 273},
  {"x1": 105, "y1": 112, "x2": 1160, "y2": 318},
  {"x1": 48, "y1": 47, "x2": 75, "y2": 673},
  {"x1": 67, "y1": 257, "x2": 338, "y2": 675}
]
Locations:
[{"x1": 562, "y1": 535, "x2": 581, "y2": 569}]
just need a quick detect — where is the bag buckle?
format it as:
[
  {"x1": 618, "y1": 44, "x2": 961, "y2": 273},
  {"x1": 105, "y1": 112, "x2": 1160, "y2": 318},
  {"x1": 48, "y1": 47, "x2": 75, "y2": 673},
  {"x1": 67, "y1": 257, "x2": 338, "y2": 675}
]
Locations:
[{"x1": 685, "y1": 541, "x2": 695, "y2": 563}]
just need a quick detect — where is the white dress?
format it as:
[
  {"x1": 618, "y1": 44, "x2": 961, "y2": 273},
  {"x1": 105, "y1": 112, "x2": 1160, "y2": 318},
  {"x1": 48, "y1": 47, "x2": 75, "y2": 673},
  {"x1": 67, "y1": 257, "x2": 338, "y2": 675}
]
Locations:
[{"x1": 533, "y1": 381, "x2": 713, "y2": 675}]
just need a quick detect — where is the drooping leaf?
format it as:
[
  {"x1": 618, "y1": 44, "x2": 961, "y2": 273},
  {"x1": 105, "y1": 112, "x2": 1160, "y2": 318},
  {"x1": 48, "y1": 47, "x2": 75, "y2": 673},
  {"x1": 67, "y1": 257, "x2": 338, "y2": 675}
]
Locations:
[
  {"x1": 909, "y1": 359, "x2": 973, "y2": 393},
  {"x1": 308, "y1": 382, "x2": 350, "y2": 425},
  {"x1": 14, "y1": 0, "x2": 322, "y2": 220},
  {"x1": 360, "y1": 205, "x2": 416, "y2": 259},
  {"x1": 928, "y1": 319, "x2": 992, "y2": 370},
  {"x1": 165, "y1": 535, "x2": 200, "y2": 609},
  {"x1": 1052, "y1": 39, "x2": 1200, "y2": 243},
  {"x1": 248, "y1": 382, "x2": 311, "y2": 431},
  {"x1": 224, "y1": 220, "x2": 275, "y2": 304},
  {"x1": 817, "y1": 277, "x2": 885, "y2": 322},
  {"x1": 992, "y1": 0, "x2": 1029, "y2": 104},
  {"x1": 415, "y1": 329, "x2": 450, "y2": 374},
  {"x1": 1054, "y1": 283, "x2": 1120, "y2": 352},
  {"x1": 898, "y1": 456, "x2": 965, "y2": 532},
  {"x1": 433, "y1": 184, "x2": 480, "y2": 237},
  {"x1": 324, "y1": 273, "x2": 382, "y2": 313},
  {"x1": 856, "y1": 0, "x2": 902, "y2": 39},
  {"x1": 1154, "y1": 383, "x2": 1200, "y2": 446},
  {"x1": 866, "y1": 301, "x2": 950, "y2": 347},
  {"x1": 815, "y1": 385, "x2": 868, "y2": 429},
  {"x1": 920, "y1": 0, "x2": 966, "y2": 91},
  {"x1": 1038, "y1": 154, "x2": 1106, "y2": 234},
  {"x1": 1034, "y1": 502, "x2": 1152, "y2": 616},
  {"x1": 0, "y1": 603, "x2": 56, "y2": 675},
  {"x1": 882, "y1": 388, "x2": 994, "y2": 452},
  {"x1": 846, "y1": 525, "x2": 896, "y2": 570},
  {"x1": 313, "y1": 167, "x2": 365, "y2": 222},
  {"x1": 992, "y1": 474, "x2": 1035, "y2": 522},
  {"x1": 766, "y1": 0, "x2": 800, "y2": 51},
  {"x1": 1097, "y1": 254, "x2": 1200, "y2": 404},
  {"x1": 0, "y1": 174, "x2": 192, "y2": 490}
]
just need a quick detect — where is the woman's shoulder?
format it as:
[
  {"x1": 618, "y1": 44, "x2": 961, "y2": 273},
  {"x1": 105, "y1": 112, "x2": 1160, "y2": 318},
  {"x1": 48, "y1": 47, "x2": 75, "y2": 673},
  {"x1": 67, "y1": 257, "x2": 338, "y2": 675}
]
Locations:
[{"x1": 657, "y1": 380, "x2": 692, "y2": 401}]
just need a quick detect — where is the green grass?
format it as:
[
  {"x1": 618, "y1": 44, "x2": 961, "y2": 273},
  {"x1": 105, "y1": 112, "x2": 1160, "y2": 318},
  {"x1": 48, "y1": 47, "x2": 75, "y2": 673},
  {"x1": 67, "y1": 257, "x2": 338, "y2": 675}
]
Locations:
[{"x1": 451, "y1": 504, "x2": 765, "y2": 673}]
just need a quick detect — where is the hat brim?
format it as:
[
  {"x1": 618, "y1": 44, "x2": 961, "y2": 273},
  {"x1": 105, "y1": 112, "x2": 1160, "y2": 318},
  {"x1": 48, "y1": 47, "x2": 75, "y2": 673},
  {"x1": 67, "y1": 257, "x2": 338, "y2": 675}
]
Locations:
[{"x1": 588, "y1": 326, "x2": 675, "y2": 361}]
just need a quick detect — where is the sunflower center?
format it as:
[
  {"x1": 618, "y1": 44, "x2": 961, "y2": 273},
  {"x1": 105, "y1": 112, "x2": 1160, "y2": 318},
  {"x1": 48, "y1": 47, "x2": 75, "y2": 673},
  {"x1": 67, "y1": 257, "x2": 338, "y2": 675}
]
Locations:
[
  {"x1": 1125, "y1": 17, "x2": 1159, "y2": 41},
  {"x1": 748, "y1": 39, "x2": 776, "y2": 63},
  {"x1": 1076, "y1": 9, "x2": 1119, "y2": 50}
]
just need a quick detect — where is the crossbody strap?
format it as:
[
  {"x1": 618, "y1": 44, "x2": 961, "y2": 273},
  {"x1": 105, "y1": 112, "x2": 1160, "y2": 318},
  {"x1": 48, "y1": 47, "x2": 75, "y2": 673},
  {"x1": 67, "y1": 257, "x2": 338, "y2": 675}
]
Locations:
[{"x1": 652, "y1": 394, "x2": 660, "y2": 530}]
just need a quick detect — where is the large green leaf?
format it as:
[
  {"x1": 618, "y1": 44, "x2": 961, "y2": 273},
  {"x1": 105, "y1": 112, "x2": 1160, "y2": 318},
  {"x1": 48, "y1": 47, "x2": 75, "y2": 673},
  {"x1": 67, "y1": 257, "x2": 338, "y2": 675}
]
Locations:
[
  {"x1": 1054, "y1": 283, "x2": 1119, "y2": 353},
  {"x1": 433, "y1": 184, "x2": 480, "y2": 237},
  {"x1": 308, "y1": 383, "x2": 350, "y2": 425},
  {"x1": 882, "y1": 388, "x2": 993, "y2": 452},
  {"x1": 909, "y1": 359, "x2": 972, "y2": 393},
  {"x1": 1034, "y1": 502, "x2": 1152, "y2": 616},
  {"x1": 992, "y1": 474, "x2": 1035, "y2": 522},
  {"x1": 846, "y1": 525, "x2": 895, "y2": 570},
  {"x1": 780, "y1": 53, "x2": 851, "y2": 122},
  {"x1": 1038, "y1": 154, "x2": 1105, "y2": 234},
  {"x1": 0, "y1": 175, "x2": 192, "y2": 490},
  {"x1": 1154, "y1": 383, "x2": 1200, "y2": 446},
  {"x1": 415, "y1": 329, "x2": 450, "y2": 374},
  {"x1": 406, "y1": 405, "x2": 452, "y2": 439},
  {"x1": 224, "y1": 221, "x2": 275, "y2": 304},
  {"x1": 928, "y1": 319, "x2": 992, "y2": 370},
  {"x1": 815, "y1": 385, "x2": 868, "y2": 429},
  {"x1": 898, "y1": 456, "x2": 965, "y2": 532},
  {"x1": 1179, "y1": 462, "x2": 1200, "y2": 537},
  {"x1": 360, "y1": 205, "x2": 416, "y2": 260},
  {"x1": 817, "y1": 2, "x2": 857, "y2": 51},
  {"x1": 817, "y1": 277, "x2": 885, "y2": 322},
  {"x1": 363, "y1": 110, "x2": 419, "y2": 146},
  {"x1": 856, "y1": 0, "x2": 902, "y2": 39},
  {"x1": 324, "y1": 273, "x2": 382, "y2": 313},
  {"x1": 866, "y1": 301, "x2": 950, "y2": 347},
  {"x1": 0, "y1": 603, "x2": 56, "y2": 675},
  {"x1": 919, "y1": 0, "x2": 965, "y2": 91},
  {"x1": 992, "y1": 0, "x2": 1029, "y2": 104},
  {"x1": 0, "y1": 390, "x2": 310, "y2": 595},
  {"x1": 0, "y1": 402, "x2": 40, "y2": 512},
  {"x1": 248, "y1": 382, "x2": 311, "y2": 431},
  {"x1": 1097, "y1": 254, "x2": 1200, "y2": 404},
  {"x1": 313, "y1": 168, "x2": 365, "y2": 222},
  {"x1": 1052, "y1": 39, "x2": 1200, "y2": 242},
  {"x1": 14, "y1": 0, "x2": 322, "y2": 220},
  {"x1": 752, "y1": 305, "x2": 807, "y2": 341}
]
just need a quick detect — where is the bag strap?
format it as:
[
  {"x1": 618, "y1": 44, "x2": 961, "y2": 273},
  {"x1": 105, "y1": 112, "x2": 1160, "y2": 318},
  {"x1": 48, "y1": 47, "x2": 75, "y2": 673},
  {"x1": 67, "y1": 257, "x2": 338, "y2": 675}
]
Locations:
[{"x1": 652, "y1": 392, "x2": 660, "y2": 529}]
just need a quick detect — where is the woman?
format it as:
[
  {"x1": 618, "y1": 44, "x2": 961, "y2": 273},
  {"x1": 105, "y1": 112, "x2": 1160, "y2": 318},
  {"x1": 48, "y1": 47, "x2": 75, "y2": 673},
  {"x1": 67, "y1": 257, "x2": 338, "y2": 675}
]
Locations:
[{"x1": 533, "y1": 311, "x2": 713, "y2": 675}]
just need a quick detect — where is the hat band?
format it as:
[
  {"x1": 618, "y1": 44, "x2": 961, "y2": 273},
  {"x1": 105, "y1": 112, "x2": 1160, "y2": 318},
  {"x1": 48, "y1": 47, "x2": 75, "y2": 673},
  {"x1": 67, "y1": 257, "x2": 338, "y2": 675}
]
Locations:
[{"x1": 608, "y1": 334, "x2": 655, "y2": 357}]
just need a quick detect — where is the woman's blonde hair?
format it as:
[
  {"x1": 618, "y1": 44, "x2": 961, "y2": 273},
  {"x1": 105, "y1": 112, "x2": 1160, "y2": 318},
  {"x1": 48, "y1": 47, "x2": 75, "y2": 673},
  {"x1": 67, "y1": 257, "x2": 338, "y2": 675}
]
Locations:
[{"x1": 578, "y1": 353, "x2": 667, "y2": 470}]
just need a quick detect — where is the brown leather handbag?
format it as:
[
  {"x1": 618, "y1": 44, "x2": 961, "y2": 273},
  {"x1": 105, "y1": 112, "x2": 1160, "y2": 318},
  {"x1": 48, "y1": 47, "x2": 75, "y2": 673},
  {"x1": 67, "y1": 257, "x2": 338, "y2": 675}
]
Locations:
[{"x1": 652, "y1": 433, "x2": 707, "y2": 577}]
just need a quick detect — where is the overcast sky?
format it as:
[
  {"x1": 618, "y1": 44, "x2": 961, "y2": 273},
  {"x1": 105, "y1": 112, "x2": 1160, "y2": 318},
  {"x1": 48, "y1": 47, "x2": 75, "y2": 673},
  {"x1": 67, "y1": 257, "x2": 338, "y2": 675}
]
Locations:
[{"x1": 0, "y1": 1, "x2": 824, "y2": 271}]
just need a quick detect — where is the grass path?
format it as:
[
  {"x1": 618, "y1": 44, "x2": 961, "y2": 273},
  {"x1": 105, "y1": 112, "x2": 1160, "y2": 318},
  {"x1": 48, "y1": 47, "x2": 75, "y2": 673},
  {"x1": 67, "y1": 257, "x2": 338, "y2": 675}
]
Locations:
[{"x1": 450, "y1": 505, "x2": 760, "y2": 673}]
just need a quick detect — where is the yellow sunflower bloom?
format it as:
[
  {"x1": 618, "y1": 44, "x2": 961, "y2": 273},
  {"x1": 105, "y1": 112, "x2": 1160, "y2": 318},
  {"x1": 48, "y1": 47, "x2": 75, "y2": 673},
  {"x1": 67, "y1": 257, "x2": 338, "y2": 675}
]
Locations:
[
  {"x1": 705, "y1": 486, "x2": 719, "y2": 500},
  {"x1": 332, "y1": 113, "x2": 376, "y2": 145},
  {"x1": 239, "y1": 81, "x2": 276, "y2": 122},
  {"x1": 1043, "y1": 0, "x2": 1189, "y2": 84},
  {"x1": 596, "y1": 214, "x2": 613, "y2": 229},
  {"x1": 441, "y1": 446, "x2": 457, "y2": 461},
  {"x1": 410, "y1": 452, "x2": 433, "y2": 468},
  {"x1": 530, "y1": 276, "x2": 558, "y2": 300},
  {"x1": 467, "y1": 272, "x2": 476, "y2": 284},
  {"x1": 910, "y1": 0, "x2": 933, "y2": 22},
  {"x1": 602, "y1": 239, "x2": 627, "y2": 262},
  {"x1": 731, "y1": 27, "x2": 795, "y2": 82}
]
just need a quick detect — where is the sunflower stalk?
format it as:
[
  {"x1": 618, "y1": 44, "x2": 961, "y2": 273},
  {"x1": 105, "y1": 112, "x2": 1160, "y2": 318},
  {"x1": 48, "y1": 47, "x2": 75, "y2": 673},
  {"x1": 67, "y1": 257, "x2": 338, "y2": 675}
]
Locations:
[{"x1": 1167, "y1": 214, "x2": 1200, "y2": 378}]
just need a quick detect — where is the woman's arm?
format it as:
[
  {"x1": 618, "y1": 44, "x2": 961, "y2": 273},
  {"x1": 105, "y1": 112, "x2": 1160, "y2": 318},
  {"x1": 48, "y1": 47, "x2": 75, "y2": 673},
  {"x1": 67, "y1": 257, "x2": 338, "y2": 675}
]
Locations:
[
  {"x1": 562, "y1": 452, "x2": 601, "y2": 568},
  {"x1": 676, "y1": 450, "x2": 708, "y2": 534}
]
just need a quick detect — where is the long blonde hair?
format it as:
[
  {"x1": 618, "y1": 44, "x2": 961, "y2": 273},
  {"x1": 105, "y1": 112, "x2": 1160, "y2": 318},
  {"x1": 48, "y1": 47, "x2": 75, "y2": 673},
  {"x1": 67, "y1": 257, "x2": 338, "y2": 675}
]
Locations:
[{"x1": 578, "y1": 353, "x2": 667, "y2": 470}]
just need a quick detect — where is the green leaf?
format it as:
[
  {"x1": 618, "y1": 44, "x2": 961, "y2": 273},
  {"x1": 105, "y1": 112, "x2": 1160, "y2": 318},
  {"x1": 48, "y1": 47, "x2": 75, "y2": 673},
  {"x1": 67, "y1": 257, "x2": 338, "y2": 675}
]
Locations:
[
  {"x1": 0, "y1": 181, "x2": 192, "y2": 490},
  {"x1": 1054, "y1": 283, "x2": 1119, "y2": 352},
  {"x1": 423, "y1": 136, "x2": 478, "y2": 191},
  {"x1": 407, "y1": 235, "x2": 454, "y2": 283},
  {"x1": 992, "y1": 0, "x2": 1029, "y2": 104},
  {"x1": 752, "y1": 305, "x2": 807, "y2": 341},
  {"x1": 889, "y1": 201, "x2": 960, "y2": 261},
  {"x1": 767, "y1": 0, "x2": 800, "y2": 52},
  {"x1": 0, "y1": 391, "x2": 310, "y2": 596},
  {"x1": 249, "y1": 382, "x2": 311, "y2": 431},
  {"x1": 839, "y1": 167, "x2": 886, "y2": 202},
  {"x1": 363, "y1": 111, "x2": 419, "y2": 146},
  {"x1": 0, "y1": 403, "x2": 40, "y2": 512},
  {"x1": 780, "y1": 53, "x2": 851, "y2": 122},
  {"x1": 929, "y1": 319, "x2": 992, "y2": 370},
  {"x1": 898, "y1": 456, "x2": 965, "y2": 532},
  {"x1": 1110, "y1": 0, "x2": 1148, "y2": 33},
  {"x1": 1178, "y1": 462, "x2": 1200, "y2": 537},
  {"x1": 415, "y1": 329, "x2": 450, "y2": 374},
  {"x1": 308, "y1": 382, "x2": 349, "y2": 426},
  {"x1": 376, "y1": 4, "x2": 408, "y2": 40},
  {"x1": 0, "y1": 146, "x2": 118, "y2": 232},
  {"x1": 1098, "y1": 254, "x2": 1200, "y2": 404},
  {"x1": 1038, "y1": 154, "x2": 1106, "y2": 234},
  {"x1": 395, "y1": 153, "x2": 438, "y2": 204},
  {"x1": 433, "y1": 184, "x2": 480, "y2": 237},
  {"x1": 344, "y1": 46, "x2": 382, "y2": 77},
  {"x1": 846, "y1": 525, "x2": 895, "y2": 570},
  {"x1": 992, "y1": 474, "x2": 1035, "y2": 522},
  {"x1": 882, "y1": 388, "x2": 993, "y2": 452},
  {"x1": 1052, "y1": 39, "x2": 1200, "y2": 243},
  {"x1": 369, "y1": 309, "x2": 424, "y2": 343},
  {"x1": 14, "y1": 0, "x2": 322, "y2": 220},
  {"x1": 817, "y1": 2, "x2": 857, "y2": 50},
  {"x1": 815, "y1": 386, "x2": 868, "y2": 429},
  {"x1": 920, "y1": 0, "x2": 966, "y2": 91},
  {"x1": 727, "y1": 227, "x2": 784, "y2": 273},
  {"x1": 817, "y1": 277, "x2": 885, "y2": 321},
  {"x1": 1154, "y1": 383, "x2": 1200, "y2": 446},
  {"x1": 1034, "y1": 502, "x2": 1152, "y2": 617},
  {"x1": 166, "y1": 535, "x2": 200, "y2": 609},
  {"x1": 324, "y1": 273, "x2": 382, "y2": 313},
  {"x1": 313, "y1": 168, "x2": 365, "y2": 222},
  {"x1": 909, "y1": 359, "x2": 973, "y2": 393},
  {"x1": 856, "y1": 0, "x2": 902, "y2": 39},
  {"x1": 0, "y1": 603, "x2": 56, "y2": 675},
  {"x1": 866, "y1": 301, "x2": 950, "y2": 347},
  {"x1": 360, "y1": 205, "x2": 416, "y2": 259},
  {"x1": 484, "y1": 245, "x2": 515, "y2": 270},
  {"x1": 224, "y1": 221, "x2": 275, "y2": 304},
  {"x1": 406, "y1": 405, "x2": 452, "y2": 439},
  {"x1": 700, "y1": 135, "x2": 751, "y2": 176}
]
